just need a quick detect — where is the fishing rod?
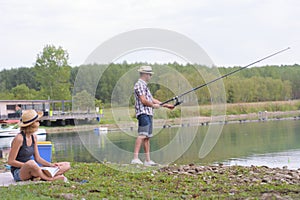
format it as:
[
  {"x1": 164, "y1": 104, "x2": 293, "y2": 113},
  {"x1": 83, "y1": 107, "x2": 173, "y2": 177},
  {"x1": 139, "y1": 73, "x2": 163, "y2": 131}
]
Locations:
[{"x1": 160, "y1": 47, "x2": 290, "y2": 107}]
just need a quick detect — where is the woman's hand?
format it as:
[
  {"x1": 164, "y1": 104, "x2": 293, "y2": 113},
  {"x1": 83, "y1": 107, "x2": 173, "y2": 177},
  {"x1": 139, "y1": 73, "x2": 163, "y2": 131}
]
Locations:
[{"x1": 52, "y1": 163, "x2": 60, "y2": 168}]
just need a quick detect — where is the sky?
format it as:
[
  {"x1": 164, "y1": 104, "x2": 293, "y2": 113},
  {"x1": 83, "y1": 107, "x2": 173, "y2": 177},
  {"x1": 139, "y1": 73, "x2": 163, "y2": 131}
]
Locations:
[{"x1": 0, "y1": 0, "x2": 299, "y2": 70}]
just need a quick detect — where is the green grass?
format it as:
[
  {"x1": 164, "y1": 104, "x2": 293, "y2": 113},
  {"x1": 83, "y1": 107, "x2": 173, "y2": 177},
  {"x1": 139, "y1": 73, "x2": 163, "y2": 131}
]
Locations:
[
  {"x1": 99, "y1": 100, "x2": 300, "y2": 124},
  {"x1": 1, "y1": 162, "x2": 299, "y2": 199}
]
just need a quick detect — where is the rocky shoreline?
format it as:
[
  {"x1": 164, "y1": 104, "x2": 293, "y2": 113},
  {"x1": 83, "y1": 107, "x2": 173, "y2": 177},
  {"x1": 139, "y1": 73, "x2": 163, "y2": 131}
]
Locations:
[
  {"x1": 157, "y1": 164, "x2": 300, "y2": 199},
  {"x1": 160, "y1": 163, "x2": 300, "y2": 185}
]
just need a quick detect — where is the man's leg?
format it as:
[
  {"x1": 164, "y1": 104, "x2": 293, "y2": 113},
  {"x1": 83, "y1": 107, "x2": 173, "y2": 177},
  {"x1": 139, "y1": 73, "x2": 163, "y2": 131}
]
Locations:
[
  {"x1": 133, "y1": 135, "x2": 146, "y2": 159},
  {"x1": 144, "y1": 137, "x2": 150, "y2": 162},
  {"x1": 144, "y1": 115, "x2": 153, "y2": 162}
]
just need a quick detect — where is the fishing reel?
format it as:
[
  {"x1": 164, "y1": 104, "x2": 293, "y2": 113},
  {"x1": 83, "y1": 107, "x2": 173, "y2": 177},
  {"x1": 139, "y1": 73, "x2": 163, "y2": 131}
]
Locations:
[
  {"x1": 160, "y1": 96, "x2": 183, "y2": 107},
  {"x1": 173, "y1": 96, "x2": 183, "y2": 107}
]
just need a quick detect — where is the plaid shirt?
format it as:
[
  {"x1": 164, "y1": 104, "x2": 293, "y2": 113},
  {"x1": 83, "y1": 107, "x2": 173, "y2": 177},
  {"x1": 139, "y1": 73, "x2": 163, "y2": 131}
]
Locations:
[{"x1": 134, "y1": 79, "x2": 153, "y2": 117}]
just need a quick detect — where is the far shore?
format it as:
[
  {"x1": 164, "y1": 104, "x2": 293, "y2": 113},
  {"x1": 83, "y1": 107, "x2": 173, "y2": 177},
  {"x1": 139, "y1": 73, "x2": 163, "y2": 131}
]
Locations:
[{"x1": 44, "y1": 110, "x2": 300, "y2": 134}]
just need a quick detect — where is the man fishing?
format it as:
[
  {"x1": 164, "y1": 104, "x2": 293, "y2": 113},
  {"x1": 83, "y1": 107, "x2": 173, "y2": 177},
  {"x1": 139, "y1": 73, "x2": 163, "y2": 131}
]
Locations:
[
  {"x1": 131, "y1": 66, "x2": 174, "y2": 166},
  {"x1": 130, "y1": 48, "x2": 288, "y2": 166}
]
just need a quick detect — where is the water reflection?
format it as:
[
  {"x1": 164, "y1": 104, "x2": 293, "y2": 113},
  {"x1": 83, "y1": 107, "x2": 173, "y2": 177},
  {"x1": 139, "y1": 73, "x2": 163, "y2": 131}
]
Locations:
[{"x1": 47, "y1": 120, "x2": 300, "y2": 168}]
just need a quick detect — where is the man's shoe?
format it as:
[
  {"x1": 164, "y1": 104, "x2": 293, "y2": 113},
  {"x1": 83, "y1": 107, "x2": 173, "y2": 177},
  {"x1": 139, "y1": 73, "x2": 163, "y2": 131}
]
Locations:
[
  {"x1": 144, "y1": 160, "x2": 158, "y2": 166},
  {"x1": 131, "y1": 158, "x2": 143, "y2": 165}
]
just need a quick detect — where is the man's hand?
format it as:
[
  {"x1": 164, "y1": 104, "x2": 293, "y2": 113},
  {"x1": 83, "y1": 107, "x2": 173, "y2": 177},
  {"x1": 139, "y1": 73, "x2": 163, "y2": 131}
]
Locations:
[{"x1": 163, "y1": 104, "x2": 175, "y2": 110}]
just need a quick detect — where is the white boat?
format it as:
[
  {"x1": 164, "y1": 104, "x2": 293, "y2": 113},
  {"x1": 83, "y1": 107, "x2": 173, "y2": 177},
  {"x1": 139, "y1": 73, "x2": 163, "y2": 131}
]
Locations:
[
  {"x1": 0, "y1": 123, "x2": 17, "y2": 134},
  {"x1": 0, "y1": 124, "x2": 46, "y2": 138},
  {"x1": 0, "y1": 124, "x2": 47, "y2": 148}
]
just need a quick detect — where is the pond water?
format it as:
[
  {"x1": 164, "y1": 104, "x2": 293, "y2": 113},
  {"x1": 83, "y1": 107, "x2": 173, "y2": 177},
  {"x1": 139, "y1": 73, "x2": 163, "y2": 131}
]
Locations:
[{"x1": 45, "y1": 119, "x2": 300, "y2": 169}]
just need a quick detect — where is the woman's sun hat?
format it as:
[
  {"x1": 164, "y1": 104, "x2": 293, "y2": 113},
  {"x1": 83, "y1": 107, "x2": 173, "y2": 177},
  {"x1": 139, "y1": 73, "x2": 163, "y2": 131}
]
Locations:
[
  {"x1": 18, "y1": 110, "x2": 43, "y2": 127},
  {"x1": 138, "y1": 66, "x2": 154, "y2": 74}
]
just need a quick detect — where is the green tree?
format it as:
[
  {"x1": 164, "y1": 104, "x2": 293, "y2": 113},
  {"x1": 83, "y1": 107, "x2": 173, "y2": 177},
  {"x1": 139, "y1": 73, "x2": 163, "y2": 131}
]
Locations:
[
  {"x1": 11, "y1": 84, "x2": 39, "y2": 100},
  {"x1": 0, "y1": 68, "x2": 39, "y2": 91},
  {"x1": 73, "y1": 90, "x2": 95, "y2": 111},
  {"x1": 0, "y1": 91, "x2": 14, "y2": 100},
  {"x1": 227, "y1": 85, "x2": 235, "y2": 103},
  {"x1": 1, "y1": 61, "x2": 298, "y2": 104},
  {"x1": 34, "y1": 45, "x2": 71, "y2": 100},
  {"x1": 95, "y1": 99, "x2": 103, "y2": 109}
]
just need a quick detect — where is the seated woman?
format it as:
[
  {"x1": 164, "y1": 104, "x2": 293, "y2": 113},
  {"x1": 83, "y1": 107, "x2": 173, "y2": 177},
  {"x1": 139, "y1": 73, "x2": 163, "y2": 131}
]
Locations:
[{"x1": 8, "y1": 110, "x2": 71, "y2": 181}]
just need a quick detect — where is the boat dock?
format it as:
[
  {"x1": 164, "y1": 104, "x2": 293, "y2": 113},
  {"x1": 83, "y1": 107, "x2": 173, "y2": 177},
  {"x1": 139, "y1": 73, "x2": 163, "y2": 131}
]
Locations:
[{"x1": 0, "y1": 100, "x2": 101, "y2": 126}]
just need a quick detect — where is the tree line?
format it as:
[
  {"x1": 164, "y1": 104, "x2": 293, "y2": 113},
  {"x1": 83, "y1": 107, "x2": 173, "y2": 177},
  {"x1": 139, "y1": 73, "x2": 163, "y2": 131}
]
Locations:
[{"x1": 0, "y1": 45, "x2": 299, "y2": 107}]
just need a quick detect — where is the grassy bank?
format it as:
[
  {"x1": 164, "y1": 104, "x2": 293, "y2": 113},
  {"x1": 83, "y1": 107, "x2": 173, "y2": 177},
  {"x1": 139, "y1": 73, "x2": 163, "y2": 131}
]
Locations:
[
  {"x1": 1, "y1": 162, "x2": 300, "y2": 199},
  {"x1": 40, "y1": 100, "x2": 300, "y2": 133},
  {"x1": 101, "y1": 100, "x2": 300, "y2": 123}
]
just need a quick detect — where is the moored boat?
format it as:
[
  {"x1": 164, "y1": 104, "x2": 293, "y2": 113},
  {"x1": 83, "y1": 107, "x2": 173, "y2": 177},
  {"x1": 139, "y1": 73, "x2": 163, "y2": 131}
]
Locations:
[
  {"x1": 0, "y1": 123, "x2": 46, "y2": 138},
  {"x1": 0, "y1": 123, "x2": 47, "y2": 148}
]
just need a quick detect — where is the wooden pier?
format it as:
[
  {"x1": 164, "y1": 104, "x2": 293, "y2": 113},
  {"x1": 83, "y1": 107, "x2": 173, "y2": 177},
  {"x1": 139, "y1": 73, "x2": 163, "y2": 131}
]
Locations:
[
  {"x1": 0, "y1": 100, "x2": 101, "y2": 126},
  {"x1": 41, "y1": 113, "x2": 100, "y2": 126}
]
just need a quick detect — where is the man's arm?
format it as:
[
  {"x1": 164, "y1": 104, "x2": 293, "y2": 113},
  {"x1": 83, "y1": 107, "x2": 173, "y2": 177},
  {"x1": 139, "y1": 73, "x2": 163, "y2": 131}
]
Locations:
[
  {"x1": 153, "y1": 98, "x2": 174, "y2": 110},
  {"x1": 139, "y1": 95, "x2": 174, "y2": 110},
  {"x1": 139, "y1": 95, "x2": 160, "y2": 108},
  {"x1": 152, "y1": 98, "x2": 161, "y2": 104}
]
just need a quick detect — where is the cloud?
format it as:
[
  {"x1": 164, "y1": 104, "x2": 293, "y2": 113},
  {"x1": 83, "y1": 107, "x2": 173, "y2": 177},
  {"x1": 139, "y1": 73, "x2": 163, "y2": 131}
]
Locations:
[{"x1": 0, "y1": 0, "x2": 299, "y2": 69}]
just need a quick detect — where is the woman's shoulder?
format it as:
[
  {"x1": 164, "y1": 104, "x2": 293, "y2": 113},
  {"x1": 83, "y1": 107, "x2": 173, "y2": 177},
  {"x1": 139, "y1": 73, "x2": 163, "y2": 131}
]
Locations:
[
  {"x1": 11, "y1": 133, "x2": 23, "y2": 146},
  {"x1": 14, "y1": 133, "x2": 24, "y2": 140}
]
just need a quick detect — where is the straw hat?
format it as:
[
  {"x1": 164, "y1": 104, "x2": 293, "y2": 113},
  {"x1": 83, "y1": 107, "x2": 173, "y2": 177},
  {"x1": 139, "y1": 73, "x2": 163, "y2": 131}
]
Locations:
[
  {"x1": 18, "y1": 110, "x2": 43, "y2": 127},
  {"x1": 138, "y1": 66, "x2": 154, "y2": 74}
]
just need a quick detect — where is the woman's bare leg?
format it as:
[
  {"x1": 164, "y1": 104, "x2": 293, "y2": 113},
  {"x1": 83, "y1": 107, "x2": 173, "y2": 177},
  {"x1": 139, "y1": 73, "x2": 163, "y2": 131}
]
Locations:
[
  {"x1": 54, "y1": 162, "x2": 71, "y2": 175},
  {"x1": 19, "y1": 160, "x2": 54, "y2": 181}
]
